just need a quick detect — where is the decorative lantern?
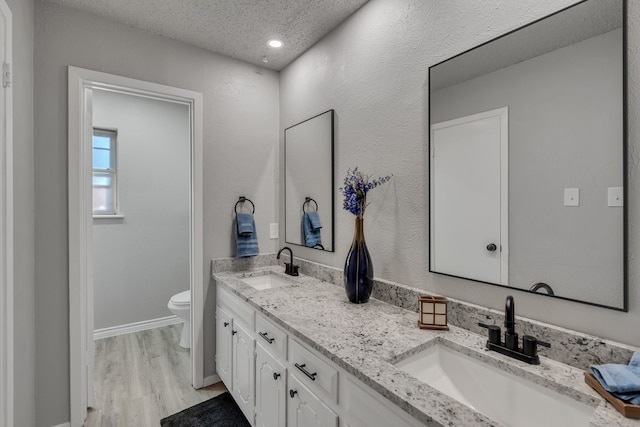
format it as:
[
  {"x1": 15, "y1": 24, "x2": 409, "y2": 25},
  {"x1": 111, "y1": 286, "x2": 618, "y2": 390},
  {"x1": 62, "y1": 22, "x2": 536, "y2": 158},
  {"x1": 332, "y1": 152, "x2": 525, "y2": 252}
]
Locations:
[{"x1": 418, "y1": 295, "x2": 449, "y2": 331}]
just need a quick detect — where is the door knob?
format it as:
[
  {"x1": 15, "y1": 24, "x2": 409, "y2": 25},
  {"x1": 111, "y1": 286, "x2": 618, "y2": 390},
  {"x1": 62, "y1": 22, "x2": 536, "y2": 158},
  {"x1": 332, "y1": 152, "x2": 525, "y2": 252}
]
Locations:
[
  {"x1": 273, "y1": 372, "x2": 281, "y2": 380},
  {"x1": 289, "y1": 389, "x2": 298, "y2": 398},
  {"x1": 486, "y1": 243, "x2": 497, "y2": 252}
]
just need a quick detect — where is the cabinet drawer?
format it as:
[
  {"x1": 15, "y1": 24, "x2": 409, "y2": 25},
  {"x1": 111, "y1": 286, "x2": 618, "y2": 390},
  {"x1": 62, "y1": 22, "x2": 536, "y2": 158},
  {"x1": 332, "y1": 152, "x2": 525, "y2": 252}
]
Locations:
[
  {"x1": 255, "y1": 312, "x2": 288, "y2": 360},
  {"x1": 218, "y1": 285, "x2": 254, "y2": 329},
  {"x1": 289, "y1": 338, "x2": 338, "y2": 403},
  {"x1": 340, "y1": 375, "x2": 421, "y2": 427}
]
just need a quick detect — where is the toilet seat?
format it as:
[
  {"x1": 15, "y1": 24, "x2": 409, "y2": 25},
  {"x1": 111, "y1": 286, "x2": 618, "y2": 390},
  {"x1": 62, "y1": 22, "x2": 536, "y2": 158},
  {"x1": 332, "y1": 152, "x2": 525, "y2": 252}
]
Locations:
[{"x1": 170, "y1": 290, "x2": 190, "y2": 306}]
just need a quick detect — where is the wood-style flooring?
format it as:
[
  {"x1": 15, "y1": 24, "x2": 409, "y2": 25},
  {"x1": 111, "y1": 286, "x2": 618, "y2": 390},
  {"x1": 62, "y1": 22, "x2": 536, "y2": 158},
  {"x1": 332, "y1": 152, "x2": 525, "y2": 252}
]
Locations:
[{"x1": 86, "y1": 324, "x2": 226, "y2": 427}]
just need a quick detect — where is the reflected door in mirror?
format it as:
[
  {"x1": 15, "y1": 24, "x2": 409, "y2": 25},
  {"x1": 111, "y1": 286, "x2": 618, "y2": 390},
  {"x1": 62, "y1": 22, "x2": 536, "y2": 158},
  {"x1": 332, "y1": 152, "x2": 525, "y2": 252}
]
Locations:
[{"x1": 431, "y1": 108, "x2": 508, "y2": 285}]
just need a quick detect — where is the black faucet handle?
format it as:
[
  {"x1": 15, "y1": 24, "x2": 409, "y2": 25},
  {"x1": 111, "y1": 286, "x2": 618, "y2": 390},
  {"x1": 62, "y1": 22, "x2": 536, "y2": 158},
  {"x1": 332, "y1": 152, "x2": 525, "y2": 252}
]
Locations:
[
  {"x1": 478, "y1": 322, "x2": 501, "y2": 345},
  {"x1": 522, "y1": 335, "x2": 551, "y2": 358},
  {"x1": 290, "y1": 264, "x2": 300, "y2": 276}
]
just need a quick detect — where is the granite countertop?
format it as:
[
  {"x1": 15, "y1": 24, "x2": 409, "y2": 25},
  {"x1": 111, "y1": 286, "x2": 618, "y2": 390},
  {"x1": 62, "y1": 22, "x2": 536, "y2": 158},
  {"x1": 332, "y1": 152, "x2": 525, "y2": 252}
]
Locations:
[{"x1": 213, "y1": 266, "x2": 638, "y2": 427}]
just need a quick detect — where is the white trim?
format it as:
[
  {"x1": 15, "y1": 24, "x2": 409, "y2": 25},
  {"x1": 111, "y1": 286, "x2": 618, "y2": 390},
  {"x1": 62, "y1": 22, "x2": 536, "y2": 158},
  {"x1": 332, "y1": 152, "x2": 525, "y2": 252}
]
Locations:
[
  {"x1": 203, "y1": 374, "x2": 222, "y2": 388},
  {"x1": 93, "y1": 315, "x2": 183, "y2": 340},
  {"x1": 0, "y1": 1, "x2": 12, "y2": 426},
  {"x1": 68, "y1": 67, "x2": 204, "y2": 427},
  {"x1": 50, "y1": 423, "x2": 71, "y2": 427},
  {"x1": 430, "y1": 107, "x2": 509, "y2": 285},
  {"x1": 92, "y1": 214, "x2": 124, "y2": 219}
]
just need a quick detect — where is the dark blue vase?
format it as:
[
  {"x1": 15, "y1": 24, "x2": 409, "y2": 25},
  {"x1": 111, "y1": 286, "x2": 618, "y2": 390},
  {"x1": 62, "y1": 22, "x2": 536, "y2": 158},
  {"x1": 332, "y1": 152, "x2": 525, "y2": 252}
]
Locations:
[{"x1": 344, "y1": 217, "x2": 374, "y2": 303}]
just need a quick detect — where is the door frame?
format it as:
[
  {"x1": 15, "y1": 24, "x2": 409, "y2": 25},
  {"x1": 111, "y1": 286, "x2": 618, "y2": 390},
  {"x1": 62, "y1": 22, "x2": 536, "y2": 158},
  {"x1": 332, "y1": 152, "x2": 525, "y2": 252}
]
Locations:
[
  {"x1": 0, "y1": 0, "x2": 12, "y2": 425},
  {"x1": 68, "y1": 67, "x2": 203, "y2": 426},
  {"x1": 429, "y1": 107, "x2": 509, "y2": 285}
]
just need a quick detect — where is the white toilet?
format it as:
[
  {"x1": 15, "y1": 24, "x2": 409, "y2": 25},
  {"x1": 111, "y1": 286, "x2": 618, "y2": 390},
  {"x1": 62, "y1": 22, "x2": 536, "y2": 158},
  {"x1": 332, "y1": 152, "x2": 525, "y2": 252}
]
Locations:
[{"x1": 168, "y1": 290, "x2": 191, "y2": 349}]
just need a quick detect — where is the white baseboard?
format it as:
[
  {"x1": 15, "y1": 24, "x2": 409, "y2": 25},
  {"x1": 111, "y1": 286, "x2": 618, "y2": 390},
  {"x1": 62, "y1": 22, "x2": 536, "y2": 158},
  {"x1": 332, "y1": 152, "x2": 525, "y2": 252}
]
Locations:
[
  {"x1": 203, "y1": 374, "x2": 221, "y2": 388},
  {"x1": 94, "y1": 315, "x2": 183, "y2": 340},
  {"x1": 50, "y1": 422, "x2": 71, "y2": 427}
]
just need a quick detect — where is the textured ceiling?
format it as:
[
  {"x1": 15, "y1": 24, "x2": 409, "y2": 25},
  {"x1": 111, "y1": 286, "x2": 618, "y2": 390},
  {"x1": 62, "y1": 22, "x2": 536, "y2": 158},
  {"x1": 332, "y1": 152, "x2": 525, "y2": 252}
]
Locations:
[{"x1": 45, "y1": 0, "x2": 370, "y2": 71}]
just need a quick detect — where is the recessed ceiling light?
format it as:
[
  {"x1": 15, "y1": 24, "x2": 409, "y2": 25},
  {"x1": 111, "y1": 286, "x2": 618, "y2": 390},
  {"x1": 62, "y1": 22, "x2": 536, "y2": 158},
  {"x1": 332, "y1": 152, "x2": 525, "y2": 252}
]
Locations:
[{"x1": 267, "y1": 39, "x2": 283, "y2": 48}]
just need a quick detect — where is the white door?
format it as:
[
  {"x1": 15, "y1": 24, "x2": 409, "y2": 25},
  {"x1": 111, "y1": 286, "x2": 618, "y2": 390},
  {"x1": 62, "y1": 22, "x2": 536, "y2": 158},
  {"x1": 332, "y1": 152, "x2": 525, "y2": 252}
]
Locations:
[
  {"x1": 232, "y1": 321, "x2": 255, "y2": 424},
  {"x1": 288, "y1": 375, "x2": 338, "y2": 427},
  {"x1": 0, "y1": 1, "x2": 10, "y2": 425},
  {"x1": 430, "y1": 107, "x2": 508, "y2": 285},
  {"x1": 216, "y1": 307, "x2": 233, "y2": 389},
  {"x1": 255, "y1": 343, "x2": 286, "y2": 427}
]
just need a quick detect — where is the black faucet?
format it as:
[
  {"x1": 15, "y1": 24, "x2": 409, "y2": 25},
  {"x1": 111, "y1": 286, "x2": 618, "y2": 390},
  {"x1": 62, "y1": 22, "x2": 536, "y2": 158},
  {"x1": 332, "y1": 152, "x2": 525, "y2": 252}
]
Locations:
[
  {"x1": 479, "y1": 295, "x2": 550, "y2": 365},
  {"x1": 504, "y1": 295, "x2": 518, "y2": 350},
  {"x1": 277, "y1": 246, "x2": 299, "y2": 276}
]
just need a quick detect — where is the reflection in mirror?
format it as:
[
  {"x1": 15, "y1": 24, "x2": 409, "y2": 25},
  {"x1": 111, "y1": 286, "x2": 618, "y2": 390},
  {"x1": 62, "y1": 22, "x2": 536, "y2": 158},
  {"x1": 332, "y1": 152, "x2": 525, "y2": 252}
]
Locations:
[
  {"x1": 429, "y1": 0, "x2": 626, "y2": 310},
  {"x1": 285, "y1": 110, "x2": 334, "y2": 251}
]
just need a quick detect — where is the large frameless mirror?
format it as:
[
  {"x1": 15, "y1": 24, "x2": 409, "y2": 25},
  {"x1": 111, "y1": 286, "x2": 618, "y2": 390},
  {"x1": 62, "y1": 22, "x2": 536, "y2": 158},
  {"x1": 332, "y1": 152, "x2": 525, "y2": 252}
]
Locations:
[
  {"x1": 429, "y1": 0, "x2": 627, "y2": 310},
  {"x1": 285, "y1": 110, "x2": 335, "y2": 251}
]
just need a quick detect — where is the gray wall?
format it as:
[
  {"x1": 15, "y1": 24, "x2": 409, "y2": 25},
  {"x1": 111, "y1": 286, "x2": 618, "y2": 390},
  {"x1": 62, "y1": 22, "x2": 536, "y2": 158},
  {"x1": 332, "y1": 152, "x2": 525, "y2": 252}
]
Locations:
[
  {"x1": 280, "y1": 0, "x2": 640, "y2": 347},
  {"x1": 92, "y1": 90, "x2": 190, "y2": 330},
  {"x1": 34, "y1": 2, "x2": 279, "y2": 425},
  {"x1": 9, "y1": 0, "x2": 35, "y2": 425},
  {"x1": 431, "y1": 29, "x2": 623, "y2": 307}
]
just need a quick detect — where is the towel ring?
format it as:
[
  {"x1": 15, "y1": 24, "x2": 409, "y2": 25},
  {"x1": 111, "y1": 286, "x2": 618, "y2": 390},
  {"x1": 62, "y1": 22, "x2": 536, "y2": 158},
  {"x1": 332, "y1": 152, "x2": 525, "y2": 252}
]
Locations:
[
  {"x1": 235, "y1": 196, "x2": 255, "y2": 214},
  {"x1": 312, "y1": 243, "x2": 325, "y2": 250},
  {"x1": 302, "y1": 197, "x2": 318, "y2": 212}
]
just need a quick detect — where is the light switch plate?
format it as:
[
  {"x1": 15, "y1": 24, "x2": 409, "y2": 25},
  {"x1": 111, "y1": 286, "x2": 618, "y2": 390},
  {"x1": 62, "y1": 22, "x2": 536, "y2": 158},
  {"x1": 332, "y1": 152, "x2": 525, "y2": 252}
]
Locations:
[
  {"x1": 269, "y1": 223, "x2": 279, "y2": 239},
  {"x1": 564, "y1": 188, "x2": 579, "y2": 206},
  {"x1": 608, "y1": 187, "x2": 623, "y2": 207}
]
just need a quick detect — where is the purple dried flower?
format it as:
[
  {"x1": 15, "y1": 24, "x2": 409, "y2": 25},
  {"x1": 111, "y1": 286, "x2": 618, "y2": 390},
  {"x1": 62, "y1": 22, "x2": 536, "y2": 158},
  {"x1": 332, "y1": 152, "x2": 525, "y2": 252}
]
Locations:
[{"x1": 339, "y1": 167, "x2": 392, "y2": 218}]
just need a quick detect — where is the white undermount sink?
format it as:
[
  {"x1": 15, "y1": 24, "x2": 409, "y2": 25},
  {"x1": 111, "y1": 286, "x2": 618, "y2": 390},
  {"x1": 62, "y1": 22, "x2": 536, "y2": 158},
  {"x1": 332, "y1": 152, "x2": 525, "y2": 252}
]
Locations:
[
  {"x1": 394, "y1": 343, "x2": 595, "y2": 427},
  {"x1": 239, "y1": 272, "x2": 294, "y2": 291}
]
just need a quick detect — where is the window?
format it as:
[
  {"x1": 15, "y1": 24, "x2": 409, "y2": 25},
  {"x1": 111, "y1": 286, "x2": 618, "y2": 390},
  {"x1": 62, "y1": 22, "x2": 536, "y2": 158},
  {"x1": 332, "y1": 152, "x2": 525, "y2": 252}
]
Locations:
[{"x1": 92, "y1": 128, "x2": 118, "y2": 215}]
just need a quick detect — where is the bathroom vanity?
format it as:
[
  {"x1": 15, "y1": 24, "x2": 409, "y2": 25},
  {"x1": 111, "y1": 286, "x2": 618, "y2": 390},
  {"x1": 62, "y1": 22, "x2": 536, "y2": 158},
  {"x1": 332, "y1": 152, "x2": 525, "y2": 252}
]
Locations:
[{"x1": 213, "y1": 264, "x2": 639, "y2": 427}]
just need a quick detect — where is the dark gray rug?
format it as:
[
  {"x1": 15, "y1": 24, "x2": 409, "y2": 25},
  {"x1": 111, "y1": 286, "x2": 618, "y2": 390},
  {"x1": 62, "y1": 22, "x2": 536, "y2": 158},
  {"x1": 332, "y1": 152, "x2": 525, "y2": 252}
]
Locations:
[{"x1": 160, "y1": 392, "x2": 251, "y2": 427}]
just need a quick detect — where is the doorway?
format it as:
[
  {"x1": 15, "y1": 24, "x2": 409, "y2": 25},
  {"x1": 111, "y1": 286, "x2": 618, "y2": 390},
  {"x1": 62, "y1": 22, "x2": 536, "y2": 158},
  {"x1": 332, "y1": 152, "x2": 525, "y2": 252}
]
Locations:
[
  {"x1": 68, "y1": 67, "x2": 203, "y2": 427},
  {"x1": 430, "y1": 107, "x2": 509, "y2": 285},
  {"x1": 0, "y1": 0, "x2": 11, "y2": 425}
]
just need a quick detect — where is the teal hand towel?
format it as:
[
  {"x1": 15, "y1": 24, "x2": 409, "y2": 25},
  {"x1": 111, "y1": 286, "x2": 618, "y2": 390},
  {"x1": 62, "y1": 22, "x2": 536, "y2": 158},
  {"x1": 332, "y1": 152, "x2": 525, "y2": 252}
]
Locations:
[
  {"x1": 303, "y1": 212, "x2": 322, "y2": 248},
  {"x1": 235, "y1": 213, "x2": 259, "y2": 257},
  {"x1": 236, "y1": 213, "x2": 254, "y2": 236},
  {"x1": 590, "y1": 352, "x2": 640, "y2": 404}
]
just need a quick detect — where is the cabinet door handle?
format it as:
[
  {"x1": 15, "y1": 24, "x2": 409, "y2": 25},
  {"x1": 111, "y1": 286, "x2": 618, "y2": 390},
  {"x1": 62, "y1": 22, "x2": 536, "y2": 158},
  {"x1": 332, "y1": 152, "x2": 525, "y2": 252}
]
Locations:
[
  {"x1": 289, "y1": 389, "x2": 298, "y2": 398},
  {"x1": 232, "y1": 330, "x2": 237, "y2": 335},
  {"x1": 273, "y1": 372, "x2": 281, "y2": 380},
  {"x1": 294, "y1": 363, "x2": 317, "y2": 381},
  {"x1": 223, "y1": 321, "x2": 229, "y2": 327},
  {"x1": 259, "y1": 332, "x2": 275, "y2": 344}
]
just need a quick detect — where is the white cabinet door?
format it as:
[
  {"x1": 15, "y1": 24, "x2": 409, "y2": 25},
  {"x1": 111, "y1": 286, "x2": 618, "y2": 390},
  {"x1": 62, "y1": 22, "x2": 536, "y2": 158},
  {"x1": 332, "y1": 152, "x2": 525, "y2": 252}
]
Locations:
[
  {"x1": 232, "y1": 321, "x2": 255, "y2": 425},
  {"x1": 255, "y1": 343, "x2": 287, "y2": 427},
  {"x1": 216, "y1": 306, "x2": 233, "y2": 389},
  {"x1": 288, "y1": 374, "x2": 338, "y2": 427}
]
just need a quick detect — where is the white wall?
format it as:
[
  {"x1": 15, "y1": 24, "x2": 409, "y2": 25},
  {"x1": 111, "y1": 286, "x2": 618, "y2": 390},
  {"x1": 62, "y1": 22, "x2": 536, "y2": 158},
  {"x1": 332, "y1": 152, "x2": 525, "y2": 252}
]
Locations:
[
  {"x1": 34, "y1": 2, "x2": 279, "y2": 425},
  {"x1": 431, "y1": 29, "x2": 623, "y2": 307},
  {"x1": 8, "y1": 0, "x2": 35, "y2": 425},
  {"x1": 92, "y1": 90, "x2": 190, "y2": 330},
  {"x1": 280, "y1": 0, "x2": 640, "y2": 347}
]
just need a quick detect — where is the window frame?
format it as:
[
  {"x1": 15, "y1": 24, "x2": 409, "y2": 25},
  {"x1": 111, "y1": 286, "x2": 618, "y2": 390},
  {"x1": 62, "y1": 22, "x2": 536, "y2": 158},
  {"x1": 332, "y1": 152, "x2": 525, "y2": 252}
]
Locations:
[{"x1": 92, "y1": 127, "x2": 119, "y2": 216}]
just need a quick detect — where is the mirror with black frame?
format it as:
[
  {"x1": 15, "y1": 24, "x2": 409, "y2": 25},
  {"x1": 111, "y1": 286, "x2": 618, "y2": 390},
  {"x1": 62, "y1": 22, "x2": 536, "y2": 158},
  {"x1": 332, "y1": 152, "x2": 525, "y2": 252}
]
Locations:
[
  {"x1": 429, "y1": 0, "x2": 627, "y2": 310},
  {"x1": 284, "y1": 110, "x2": 335, "y2": 251}
]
